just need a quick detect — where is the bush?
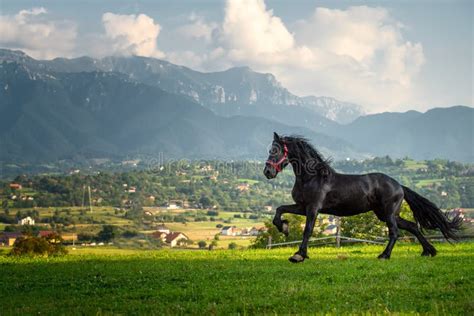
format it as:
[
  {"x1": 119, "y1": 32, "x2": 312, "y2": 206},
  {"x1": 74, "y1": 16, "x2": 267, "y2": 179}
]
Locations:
[
  {"x1": 228, "y1": 242, "x2": 238, "y2": 250},
  {"x1": 10, "y1": 233, "x2": 67, "y2": 257},
  {"x1": 198, "y1": 240, "x2": 207, "y2": 249}
]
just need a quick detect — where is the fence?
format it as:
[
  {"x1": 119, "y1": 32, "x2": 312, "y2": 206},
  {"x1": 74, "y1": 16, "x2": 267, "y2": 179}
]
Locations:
[{"x1": 266, "y1": 234, "x2": 474, "y2": 249}]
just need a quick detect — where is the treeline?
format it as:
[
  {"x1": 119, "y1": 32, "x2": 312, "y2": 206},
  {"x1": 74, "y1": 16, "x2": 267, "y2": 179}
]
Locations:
[{"x1": 1, "y1": 157, "x2": 473, "y2": 212}]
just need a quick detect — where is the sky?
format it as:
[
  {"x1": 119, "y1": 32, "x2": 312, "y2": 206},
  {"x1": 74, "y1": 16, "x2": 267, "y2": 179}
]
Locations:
[{"x1": 0, "y1": 0, "x2": 472, "y2": 113}]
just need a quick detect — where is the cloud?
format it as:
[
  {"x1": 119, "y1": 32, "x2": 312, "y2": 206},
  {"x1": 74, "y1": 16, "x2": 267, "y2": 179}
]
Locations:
[
  {"x1": 176, "y1": 13, "x2": 217, "y2": 43},
  {"x1": 168, "y1": 1, "x2": 426, "y2": 112},
  {"x1": 101, "y1": 12, "x2": 164, "y2": 58},
  {"x1": 0, "y1": 7, "x2": 77, "y2": 59}
]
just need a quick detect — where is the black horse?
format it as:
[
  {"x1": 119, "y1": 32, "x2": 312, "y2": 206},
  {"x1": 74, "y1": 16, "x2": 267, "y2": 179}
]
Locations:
[{"x1": 263, "y1": 133, "x2": 462, "y2": 263}]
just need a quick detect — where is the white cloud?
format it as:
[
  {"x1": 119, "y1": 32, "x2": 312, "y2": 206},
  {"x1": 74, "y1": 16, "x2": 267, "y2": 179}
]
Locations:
[
  {"x1": 101, "y1": 12, "x2": 164, "y2": 58},
  {"x1": 0, "y1": 7, "x2": 77, "y2": 59},
  {"x1": 176, "y1": 13, "x2": 217, "y2": 43},
  {"x1": 168, "y1": 1, "x2": 426, "y2": 112}
]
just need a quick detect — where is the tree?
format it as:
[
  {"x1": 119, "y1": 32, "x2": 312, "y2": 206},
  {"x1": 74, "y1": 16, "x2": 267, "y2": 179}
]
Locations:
[
  {"x1": 340, "y1": 212, "x2": 386, "y2": 239},
  {"x1": 198, "y1": 240, "x2": 207, "y2": 249},
  {"x1": 97, "y1": 225, "x2": 117, "y2": 242},
  {"x1": 251, "y1": 214, "x2": 307, "y2": 248},
  {"x1": 228, "y1": 242, "x2": 238, "y2": 250},
  {"x1": 10, "y1": 233, "x2": 67, "y2": 257}
]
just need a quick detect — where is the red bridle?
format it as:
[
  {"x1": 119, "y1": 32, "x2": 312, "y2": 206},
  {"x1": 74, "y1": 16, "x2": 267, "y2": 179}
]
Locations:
[{"x1": 266, "y1": 143, "x2": 288, "y2": 172}]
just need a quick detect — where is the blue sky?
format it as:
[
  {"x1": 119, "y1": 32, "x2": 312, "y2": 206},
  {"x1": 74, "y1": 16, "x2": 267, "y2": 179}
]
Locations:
[{"x1": 1, "y1": 0, "x2": 472, "y2": 113}]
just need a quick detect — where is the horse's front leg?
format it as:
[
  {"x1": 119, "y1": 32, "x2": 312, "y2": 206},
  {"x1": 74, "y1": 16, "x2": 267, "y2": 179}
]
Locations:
[
  {"x1": 272, "y1": 204, "x2": 305, "y2": 236},
  {"x1": 289, "y1": 203, "x2": 320, "y2": 263}
]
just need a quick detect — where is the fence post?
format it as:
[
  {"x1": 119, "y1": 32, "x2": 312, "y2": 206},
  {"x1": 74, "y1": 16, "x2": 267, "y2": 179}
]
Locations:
[
  {"x1": 335, "y1": 217, "x2": 341, "y2": 248},
  {"x1": 267, "y1": 236, "x2": 272, "y2": 249}
]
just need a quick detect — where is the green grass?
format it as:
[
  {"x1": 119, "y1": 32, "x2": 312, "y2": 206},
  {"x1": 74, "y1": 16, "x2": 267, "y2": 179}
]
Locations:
[
  {"x1": 237, "y1": 178, "x2": 260, "y2": 184},
  {"x1": 0, "y1": 243, "x2": 472, "y2": 314}
]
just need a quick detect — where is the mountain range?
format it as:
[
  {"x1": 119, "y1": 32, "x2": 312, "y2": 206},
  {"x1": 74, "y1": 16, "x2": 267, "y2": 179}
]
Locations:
[{"x1": 0, "y1": 49, "x2": 472, "y2": 163}]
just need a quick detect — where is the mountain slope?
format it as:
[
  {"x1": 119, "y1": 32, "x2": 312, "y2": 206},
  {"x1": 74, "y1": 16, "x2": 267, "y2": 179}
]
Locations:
[
  {"x1": 0, "y1": 60, "x2": 361, "y2": 162},
  {"x1": 0, "y1": 49, "x2": 364, "y2": 126},
  {"x1": 330, "y1": 106, "x2": 474, "y2": 162}
]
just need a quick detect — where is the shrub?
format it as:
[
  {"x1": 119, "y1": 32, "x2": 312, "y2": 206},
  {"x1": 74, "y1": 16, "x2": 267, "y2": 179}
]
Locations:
[
  {"x1": 10, "y1": 233, "x2": 67, "y2": 257},
  {"x1": 198, "y1": 240, "x2": 207, "y2": 249},
  {"x1": 228, "y1": 242, "x2": 238, "y2": 250}
]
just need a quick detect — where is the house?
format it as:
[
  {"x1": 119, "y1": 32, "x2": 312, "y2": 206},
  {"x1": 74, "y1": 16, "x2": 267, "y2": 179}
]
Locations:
[
  {"x1": 37, "y1": 231, "x2": 54, "y2": 238},
  {"x1": 61, "y1": 233, "x2": 77, "y2": 243},
  {"x1": 249, "y1": 227, "x2": 260, "y2": 236},
  {"x1": 156, "y1": 224, "x2": 170, "y2": 234},
  {"x1": 167, "y1": 201, "x2": 180, "y2": 209},
  {"x1": 18, "y1": 216, "x2": 35, "y2": 226},
  {"x1": 241, "y1": 227, "x2": 250, "y2": 236},
  {"x1": 323, "y1": 224, "x2": 338, "y2": 235},
  {"x1": 263, "y1": 206, "x2": 273, "y2": 212},
  {"x1": 0, "y1": 232, "x2": 22, "y2": 246},
  {"x1": 127, "y1": 186, "x2": 136, "y2": 193},
  {"x1": 152, "y1": 231, "x2": 168, "y2": 242},
  {"x1": 220, "y1": 226, "x2": 237, "y2": 236},
  {"x1": 9, "y1": 183, "x2": 22, "y2": 190},
  {"x1": 165, "y1": 232, "x2": 188, "y2": 248},
  {"x1": 450, "y1": 208, "x2": 465, "y2": 220}
]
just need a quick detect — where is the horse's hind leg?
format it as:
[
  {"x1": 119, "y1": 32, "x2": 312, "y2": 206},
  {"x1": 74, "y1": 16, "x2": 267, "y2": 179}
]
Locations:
[
  {"x1": 378, "y1": 196, "x2": 403, "y2": 259},
  {"x1": 396, "y1": 217, "x2": 437, "y2": 257}
]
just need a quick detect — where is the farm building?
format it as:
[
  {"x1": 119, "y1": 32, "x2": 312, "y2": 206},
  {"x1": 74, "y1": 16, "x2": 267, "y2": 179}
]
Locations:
[
  {"x1": 18, "y1": 216, "x2": 35, "y2": 226},
  {"x1": 0, "y1": 232, "x2": 22, "y2": 246},
  {"x1": 221, "y1": 226, "x2": 237, "y2": 236},
  {"x1": 37, "y1": 231, "x2": 54, "y2": 238},
  {"x1": 9, "y1": 183, "x2": 22, "y2": 190},
  {"x1": 152, "y1": 231, "x2": 168, "y2": 242},
  {"x1": 165, "y1": 232, "x2": 188, "y2": 247},
  {"x1": 323, "y1": 224, "x2": 338, "y2": 235}
]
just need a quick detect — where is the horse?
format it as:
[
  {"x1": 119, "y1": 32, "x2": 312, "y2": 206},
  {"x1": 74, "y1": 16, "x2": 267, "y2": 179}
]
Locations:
[{"x1": 263, "y1": 132, "x2": 463, "y2": 263}]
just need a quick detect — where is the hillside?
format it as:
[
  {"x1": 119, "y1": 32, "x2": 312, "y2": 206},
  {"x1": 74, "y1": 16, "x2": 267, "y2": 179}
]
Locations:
[
  {"x1": 0, "y1": 49, "x2": 472, "y2": 163},
  {"x1": 0, "y1": 60, "x2": 360, "y2": 162},
  {"x1": 330, "y1": 106, "x2": 474, "y2": 162}
]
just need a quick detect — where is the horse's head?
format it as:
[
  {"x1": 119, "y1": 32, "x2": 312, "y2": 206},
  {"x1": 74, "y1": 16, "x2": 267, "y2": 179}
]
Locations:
[{"x1": 264, "y1": 132, "x2": 289, "y2": 179}]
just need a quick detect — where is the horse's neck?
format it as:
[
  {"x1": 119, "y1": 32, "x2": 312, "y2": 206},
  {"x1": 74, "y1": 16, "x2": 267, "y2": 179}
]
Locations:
[{"x1": 289, "y1": 157, "x2": 316, "y2": 182}]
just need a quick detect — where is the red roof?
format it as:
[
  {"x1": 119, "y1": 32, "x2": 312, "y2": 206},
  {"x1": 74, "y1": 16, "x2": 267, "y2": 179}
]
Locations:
[
  {"x1": 38, "y1": 231, "x2": 54, "y2": 237},
  {"x1": 165, "y1": 232, "x2": 187, "y2": 243}
]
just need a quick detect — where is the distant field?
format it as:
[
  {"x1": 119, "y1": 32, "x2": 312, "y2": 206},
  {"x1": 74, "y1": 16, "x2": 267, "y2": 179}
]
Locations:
[{"x1": 0, "y1": 243, "x2": 472, "y2": 314}]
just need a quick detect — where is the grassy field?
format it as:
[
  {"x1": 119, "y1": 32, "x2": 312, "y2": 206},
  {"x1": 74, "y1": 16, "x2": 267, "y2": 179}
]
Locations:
[{"x1": 0, "y1": 243, "x2": 472, "y2": 314}]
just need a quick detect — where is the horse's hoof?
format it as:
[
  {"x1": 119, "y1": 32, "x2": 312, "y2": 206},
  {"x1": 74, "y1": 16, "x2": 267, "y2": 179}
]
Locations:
[
  {"x1": 421, "y1": 250, "x2": 436, "y2": 257},
  {"x1": 281, "y1": 220, "x2": 289, "y2": 237},
  {"x1": 289, "y1": 253, "x2": 306, "y2": 263},
  {"x1": 377, "y1": 253, "x2": 390, "y2": 260}
]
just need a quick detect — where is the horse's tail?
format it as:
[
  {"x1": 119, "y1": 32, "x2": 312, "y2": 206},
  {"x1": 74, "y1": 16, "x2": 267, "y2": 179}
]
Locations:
[{"x1": 402, "y1": 186, "x2": 463, "y2": 241}]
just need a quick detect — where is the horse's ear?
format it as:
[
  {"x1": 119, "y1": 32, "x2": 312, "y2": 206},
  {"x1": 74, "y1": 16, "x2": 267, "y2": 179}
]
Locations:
[{"x1": 273, "y1": 132, "x2": 280, "y2": 142}]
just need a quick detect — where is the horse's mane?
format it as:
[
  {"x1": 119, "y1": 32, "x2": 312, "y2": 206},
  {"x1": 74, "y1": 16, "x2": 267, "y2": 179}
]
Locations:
[{"x1": 283, "y1": 135, "x2": 333, "y2": 171}]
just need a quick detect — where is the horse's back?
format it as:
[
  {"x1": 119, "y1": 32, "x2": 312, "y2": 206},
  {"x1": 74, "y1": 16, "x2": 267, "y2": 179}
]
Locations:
[{"x1": 320, "y1": 172, "x2": 402, "y2": 216}]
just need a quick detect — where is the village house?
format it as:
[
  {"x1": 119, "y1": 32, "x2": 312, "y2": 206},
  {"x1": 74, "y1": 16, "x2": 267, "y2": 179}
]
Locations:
[
  {"x1": 263, "y1": 206, "x2": 273, "y2": 213},
  {"x1": 127, "y1": 186, "x2": 137, "y2": 193},
  {"x1": 323, "y1": 224, "x2": 338, "y2": 235},
  {"x1": 165, "y1": 232, "x2": 188, "y2": 248},
  {"x1": 0, "y1": 232, "x2": 22, "y2": 246},
  {"x1": 9, "y1": 183, "x2": 22, "y2": 190},
  {"x1": 152, "y1": 231, "x2": 168, "y2": 242},
  {"x1": 249, "y1": 227, "x2": 260, "y2": 236},
  {"x1": 220, "y1": 226, "x2": 237, "y2": 236},
  {"x1": 18, "y1": 216, "x2": 35, "y2": 226}
]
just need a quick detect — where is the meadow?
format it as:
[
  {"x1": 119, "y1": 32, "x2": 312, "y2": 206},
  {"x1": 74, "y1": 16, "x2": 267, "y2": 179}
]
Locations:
[{"x1": 0, "y1": 242, "x2": 472, "y2": 315}]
